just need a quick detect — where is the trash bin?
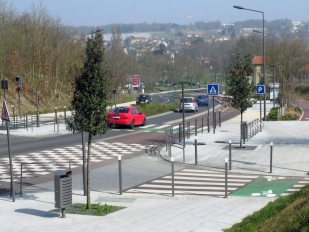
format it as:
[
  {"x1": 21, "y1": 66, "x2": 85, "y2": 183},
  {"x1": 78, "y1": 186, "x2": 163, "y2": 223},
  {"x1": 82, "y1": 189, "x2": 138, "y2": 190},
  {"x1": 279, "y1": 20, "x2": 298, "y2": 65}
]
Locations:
[
  {"x1": 241, "y1": 121, "x2": 248, "y2": 142},
  {"x1": 54, "y1": 170, "x2": 72, "y2": 217}
]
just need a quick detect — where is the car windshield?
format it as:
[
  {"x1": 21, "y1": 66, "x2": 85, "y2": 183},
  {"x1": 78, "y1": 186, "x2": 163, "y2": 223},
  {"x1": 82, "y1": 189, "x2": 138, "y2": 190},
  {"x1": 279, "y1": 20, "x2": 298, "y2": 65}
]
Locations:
[
  {"x1": 113, "y1": 107, "x2": 129, "y2": 113},
  {"x1": 138, "y1": 95, "x2": 148, "y2": 99},
  {"x1": 198, "y1": 95, "x2": 207, "y2": 99},
  {"x1": 183, "y1": 98, "x2": 193, "y2": 103}
]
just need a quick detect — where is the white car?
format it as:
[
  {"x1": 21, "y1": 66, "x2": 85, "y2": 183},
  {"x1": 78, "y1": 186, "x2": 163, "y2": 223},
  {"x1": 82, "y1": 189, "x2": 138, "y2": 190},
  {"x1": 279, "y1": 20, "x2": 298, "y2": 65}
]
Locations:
[{"x1": 179, "y1": 97, "x2": 198, "y2": 112}]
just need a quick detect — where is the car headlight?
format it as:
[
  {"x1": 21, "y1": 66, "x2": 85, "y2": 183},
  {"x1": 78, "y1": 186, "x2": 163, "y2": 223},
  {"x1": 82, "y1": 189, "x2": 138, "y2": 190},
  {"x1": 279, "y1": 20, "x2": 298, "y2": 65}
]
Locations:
[{"x1": 145, "y1": 99, "x2": 148, "y2": 102}]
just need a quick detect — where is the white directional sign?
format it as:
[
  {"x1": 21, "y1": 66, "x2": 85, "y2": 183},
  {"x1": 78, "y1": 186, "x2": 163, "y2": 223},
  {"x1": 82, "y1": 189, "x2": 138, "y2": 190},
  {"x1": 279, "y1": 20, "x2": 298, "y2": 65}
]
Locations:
[
  {"x1": 256, "y1": 85, "x2": 265, "y2": 95},
  {"x1": 207, "y1": 84, "x2": 219, "y2": 96}
]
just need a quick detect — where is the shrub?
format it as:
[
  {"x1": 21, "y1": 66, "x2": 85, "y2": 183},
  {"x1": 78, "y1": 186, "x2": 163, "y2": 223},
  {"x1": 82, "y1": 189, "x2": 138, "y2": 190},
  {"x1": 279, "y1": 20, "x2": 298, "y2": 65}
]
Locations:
[
  {"x1": 266, "y1": 107, "x2": 278, "y2": 121},
  {"x1": 280, "y1": 109, "x2": 301, "y2": 121}
]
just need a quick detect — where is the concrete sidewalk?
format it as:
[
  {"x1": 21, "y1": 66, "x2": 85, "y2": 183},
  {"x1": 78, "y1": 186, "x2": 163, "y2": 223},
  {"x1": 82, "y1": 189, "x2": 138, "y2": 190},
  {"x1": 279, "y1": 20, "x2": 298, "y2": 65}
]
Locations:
[{"x1": 1, "y1": 101, "x2": 309, "y2": 231}]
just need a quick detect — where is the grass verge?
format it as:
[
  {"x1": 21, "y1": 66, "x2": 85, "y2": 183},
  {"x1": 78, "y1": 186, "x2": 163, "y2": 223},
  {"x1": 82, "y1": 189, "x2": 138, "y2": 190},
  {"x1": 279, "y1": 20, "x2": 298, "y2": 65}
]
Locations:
[
  {"x1": 135, "y1": 102, "x2": 179, "y2": 116},
  {"x1": 223, "y1": 185, "x2": 309, "y2": 232},
  {"x1": 51, "y1": 203, "x2": 125, "y2": 216}
]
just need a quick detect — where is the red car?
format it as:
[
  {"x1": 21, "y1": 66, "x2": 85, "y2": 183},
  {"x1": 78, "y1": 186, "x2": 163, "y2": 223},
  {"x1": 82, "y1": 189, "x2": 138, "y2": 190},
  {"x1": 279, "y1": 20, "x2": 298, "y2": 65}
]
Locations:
[{"x1": 106, "y1": 106, "x2": 146, "y2": 129}]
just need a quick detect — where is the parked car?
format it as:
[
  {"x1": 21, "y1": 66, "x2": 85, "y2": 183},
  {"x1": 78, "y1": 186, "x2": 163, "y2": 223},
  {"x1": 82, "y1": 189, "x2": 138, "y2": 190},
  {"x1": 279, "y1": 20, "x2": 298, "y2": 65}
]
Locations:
[
  {"x1": 136, "y1": 94, "x2": 152, "y2": 104},
  {"x1": 106, "y1": 106, "x2": 146, "y2": 129},
  {"x1": 188, "y1": 82, "x2": 200, "y2": 86},
  {"x1": 179, "y1": 97, "x2": 198, "y2": 112},
  {"x1": 196, "y1": 95, "x2": 208, "y2": 106}
]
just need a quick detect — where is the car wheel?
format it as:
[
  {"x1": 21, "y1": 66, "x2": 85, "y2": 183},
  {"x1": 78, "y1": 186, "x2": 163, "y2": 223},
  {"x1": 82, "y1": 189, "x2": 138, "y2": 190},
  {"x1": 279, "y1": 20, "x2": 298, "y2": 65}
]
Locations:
[
  {"x1": 142, "y1": 118, "x2": 146, "y2": 126},
  {"x1": 130, "y1": 120, "x2": 135, "y2": 129}
]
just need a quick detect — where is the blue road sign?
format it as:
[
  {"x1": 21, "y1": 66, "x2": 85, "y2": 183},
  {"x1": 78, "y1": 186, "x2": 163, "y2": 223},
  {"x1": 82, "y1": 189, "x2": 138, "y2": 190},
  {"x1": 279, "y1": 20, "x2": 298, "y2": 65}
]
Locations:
[
  {"x1": 207, "y1": 84, "x2": 219, "y2": 96},
  {"x1": 256, "y1": 85, "x2": 265, "y2": 95}
]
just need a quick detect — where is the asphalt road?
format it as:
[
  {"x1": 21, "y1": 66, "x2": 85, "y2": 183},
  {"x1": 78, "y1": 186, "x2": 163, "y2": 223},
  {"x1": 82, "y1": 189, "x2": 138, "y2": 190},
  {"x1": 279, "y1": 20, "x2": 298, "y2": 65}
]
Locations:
[
  {"x1": 0, "y1": 95, "x2": 218, "y2": 157},
  {"x1": 0, "y1": 100, "x2": 240, "y2": 195}
]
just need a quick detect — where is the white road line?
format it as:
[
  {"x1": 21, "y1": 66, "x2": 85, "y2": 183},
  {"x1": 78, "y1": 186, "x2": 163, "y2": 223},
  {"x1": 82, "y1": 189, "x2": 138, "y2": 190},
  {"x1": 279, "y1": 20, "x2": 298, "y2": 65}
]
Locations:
[
  {"x1": 163, "y1": 176, "x2": 252, "y2": 182},
  {"x1": 140, "y1": 124, "x2": 157, "y2": 128},
  {"x1": 155, "y1": 125, "x2": 171, "y2": 129},
  {"x1": 152, "y1": 180, "x2": 245, "y2": 186},
  {"x1": 175, "y1": 172, "x2": 258, "y2": 179},
  {"x1": 126, "y1": 189, "x2": 229, "y2": 195},
  {"x1": 138, "y1": 184, "x2": 238, "y2": 190}
]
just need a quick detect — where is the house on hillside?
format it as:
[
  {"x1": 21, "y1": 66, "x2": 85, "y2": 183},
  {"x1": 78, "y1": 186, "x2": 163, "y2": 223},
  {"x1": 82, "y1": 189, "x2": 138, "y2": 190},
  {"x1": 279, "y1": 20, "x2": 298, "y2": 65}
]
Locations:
[{"x1": 252, "y1": 55, "x2": 264, "y2": 85}]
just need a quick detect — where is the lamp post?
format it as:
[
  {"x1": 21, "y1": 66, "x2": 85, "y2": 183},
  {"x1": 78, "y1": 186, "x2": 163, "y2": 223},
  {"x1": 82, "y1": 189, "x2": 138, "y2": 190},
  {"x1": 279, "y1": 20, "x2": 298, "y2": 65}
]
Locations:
[
  {"x1": 266, "y1": 63, "x2": 280, "y2": 108},
  {"x1": 234, "y1": 5, "x2": 266, "y2": 120},
  {"x1": 253, "y1": 30, "x2": 276, "y2": 108}
]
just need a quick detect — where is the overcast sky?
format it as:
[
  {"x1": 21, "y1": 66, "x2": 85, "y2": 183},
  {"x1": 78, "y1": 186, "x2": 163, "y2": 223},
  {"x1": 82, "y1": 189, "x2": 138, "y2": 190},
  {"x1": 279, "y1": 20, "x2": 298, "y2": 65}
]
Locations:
[{"x1": 8, "y1": 0, "x2": 309, "y2": 27}]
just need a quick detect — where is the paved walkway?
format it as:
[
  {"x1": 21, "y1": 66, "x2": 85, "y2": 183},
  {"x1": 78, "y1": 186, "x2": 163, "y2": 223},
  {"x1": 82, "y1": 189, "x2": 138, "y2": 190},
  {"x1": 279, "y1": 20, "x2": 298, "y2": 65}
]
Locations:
[{"x1": 1, "y1": 100, "x2": 309, "y2": 232}]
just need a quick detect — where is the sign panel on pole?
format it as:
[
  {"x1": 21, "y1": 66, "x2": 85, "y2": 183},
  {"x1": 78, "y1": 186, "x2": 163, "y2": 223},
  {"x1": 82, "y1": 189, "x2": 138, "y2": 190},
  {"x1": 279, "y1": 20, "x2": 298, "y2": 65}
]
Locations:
[
  {"x1": 207, "y1": 84, "x2": 219, "y2": 96},
  {"x1": 132, "y1": 75, "x2": 140, "y2": 87},
  {"x1": 256, "y1": 85, "x2": 265, "y2": 95},
  {"x1": 1, "y1": 100, "x2": 10, "y2": 122}
]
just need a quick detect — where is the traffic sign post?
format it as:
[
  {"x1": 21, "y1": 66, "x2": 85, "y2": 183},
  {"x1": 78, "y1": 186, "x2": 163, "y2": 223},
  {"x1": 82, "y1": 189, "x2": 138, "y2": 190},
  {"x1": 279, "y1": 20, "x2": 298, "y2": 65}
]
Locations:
[
  {"x1": 208, "y1": 84, "x2": 219, "y2": 134},
  {"x1": 1, "y1": 100, "x2": 15, "y2": 202},
  {"x1": 256, "y1": 85, "x2": 265, "y2": 120}
]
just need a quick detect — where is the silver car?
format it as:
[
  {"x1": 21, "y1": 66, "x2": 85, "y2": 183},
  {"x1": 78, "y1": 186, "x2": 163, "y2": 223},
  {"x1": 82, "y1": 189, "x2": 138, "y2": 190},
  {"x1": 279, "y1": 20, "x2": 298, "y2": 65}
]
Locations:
[{"x1": 179, "y1": 97, "x2": 198, "y2": 112}]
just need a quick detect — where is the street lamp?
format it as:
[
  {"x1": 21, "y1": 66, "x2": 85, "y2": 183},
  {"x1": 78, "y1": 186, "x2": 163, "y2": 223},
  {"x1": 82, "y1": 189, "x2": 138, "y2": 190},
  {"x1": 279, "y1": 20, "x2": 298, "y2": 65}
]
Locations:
[
  {"x1": 253, "y1": 30, "x2": 276, "y2": 108},
  {"x1": 234, "y1": 5, "x2": 266, "y2": 120},
  {"x1": 266, "y1": 63, "x2": 280, "y2": 108}
]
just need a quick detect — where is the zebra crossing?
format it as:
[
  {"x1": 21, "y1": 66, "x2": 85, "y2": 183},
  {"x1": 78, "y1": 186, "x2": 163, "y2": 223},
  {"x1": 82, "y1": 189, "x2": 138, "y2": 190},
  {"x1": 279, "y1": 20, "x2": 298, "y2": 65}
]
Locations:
[
  {"x1": 124, "y1": 169, "x2": 259, "y2": 197},
  {"x1": 0, "y1": 141, "x2": 146, "y2": 183},
  {"x1": 280, "y1": 178, "x2": 309, "y2": 196},
  {"x1": 124, "y1": 169, "x2": 309, "y2": 197}
]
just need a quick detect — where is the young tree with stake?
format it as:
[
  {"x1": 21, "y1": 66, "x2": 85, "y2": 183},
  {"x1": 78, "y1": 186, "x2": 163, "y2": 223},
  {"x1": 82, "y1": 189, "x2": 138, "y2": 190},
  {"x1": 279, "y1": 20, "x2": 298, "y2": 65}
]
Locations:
[
  {"x1": 225, "y1": 54, "x2": 255, "y2": 148},
  {"x1": 66, "y1": 30, "x2": 110, "y2": 209}
]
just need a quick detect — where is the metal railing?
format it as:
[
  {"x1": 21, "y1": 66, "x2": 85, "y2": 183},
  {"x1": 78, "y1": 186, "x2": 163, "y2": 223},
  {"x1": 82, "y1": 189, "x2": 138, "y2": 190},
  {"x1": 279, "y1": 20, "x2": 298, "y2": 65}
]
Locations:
[{"x1": 244, "y1": 118, "x2": 264, "y2": 142}]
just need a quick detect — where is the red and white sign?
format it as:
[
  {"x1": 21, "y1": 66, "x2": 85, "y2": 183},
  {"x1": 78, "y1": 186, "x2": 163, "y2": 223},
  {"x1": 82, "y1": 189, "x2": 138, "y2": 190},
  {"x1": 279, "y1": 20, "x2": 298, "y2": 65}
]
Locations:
[
  {"x1": 132, "y1": 75, "x2": 140, "y2": 87},
  {"x1": 1, "y1": 100, "x2": 11, "y2": 122}
]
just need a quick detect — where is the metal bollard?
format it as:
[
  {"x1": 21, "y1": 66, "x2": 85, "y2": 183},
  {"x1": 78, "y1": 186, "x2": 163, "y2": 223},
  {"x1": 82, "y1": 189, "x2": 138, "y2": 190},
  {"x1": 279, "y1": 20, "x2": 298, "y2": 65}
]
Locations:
[
  {"x1": 26, "y1": 113, "x2": 28, "y2": 131},
  {"x1": 270, "y1": 142, "x2": 273, "y2": 173},
  {"x1": 55, "y1": 107, "x2": 58, "y2": 124},
  {"x1": 171, "y1": 157, "x2": 174, "y2": 197},
  {"x1": 12, "y1": 105, "x2": 15, "y2": 130},
  {"x1": 179, "y1": 124, "x2": 181, "y2": 143},
  {"x1": 195, "y1": 135, "x2": 198, "y2": 165},
  {"x1": 229, "y1": 140, "x2": 232, "y2": 170},
  {"x1": 219, "y1": 109, "x2": 221, "y2": 127},
  {"x1": 224, "y1": 158, "x2": 228, "y2": 198},
  {"x1": 64, "y1": 106, "x2": 67, "y2": 120},
  {"x1": 195, "y1": 119, "x2": 197, "y2": 136},
  {"x1": 118, "y1": 156, "x2": 122, "y2": 195}
]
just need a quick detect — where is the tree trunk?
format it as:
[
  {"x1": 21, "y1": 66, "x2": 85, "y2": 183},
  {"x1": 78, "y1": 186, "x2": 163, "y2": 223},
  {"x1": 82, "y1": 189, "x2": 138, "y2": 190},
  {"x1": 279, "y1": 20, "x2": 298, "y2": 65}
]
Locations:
[
  {"x1": 87, "y1": 133, "x2": 92, "y2": 209},
  {"x1": 240, "y1": 111, "x2": 243, "y2": 148}
]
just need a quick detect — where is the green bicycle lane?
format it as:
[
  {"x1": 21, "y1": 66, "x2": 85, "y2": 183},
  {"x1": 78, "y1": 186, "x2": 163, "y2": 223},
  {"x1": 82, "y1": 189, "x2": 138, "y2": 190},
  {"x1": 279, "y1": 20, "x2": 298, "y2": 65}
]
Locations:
[{"x1": 230, "y1": 176, "x2": 308, "y2": 198}]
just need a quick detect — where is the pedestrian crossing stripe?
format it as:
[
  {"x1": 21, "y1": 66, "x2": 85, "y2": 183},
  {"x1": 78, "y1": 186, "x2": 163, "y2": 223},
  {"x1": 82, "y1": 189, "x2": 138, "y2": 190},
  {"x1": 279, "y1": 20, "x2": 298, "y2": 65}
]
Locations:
[
  {"x1": 125, "y1": 169, "x2": 307, "y2": 197},
  {"x1": 125, "y1": 169, "x2": 259, "y2": 197}
]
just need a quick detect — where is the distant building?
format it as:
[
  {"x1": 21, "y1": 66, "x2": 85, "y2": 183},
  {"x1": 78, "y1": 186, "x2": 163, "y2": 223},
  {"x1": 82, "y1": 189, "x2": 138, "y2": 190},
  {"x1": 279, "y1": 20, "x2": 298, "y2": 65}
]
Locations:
[{"x1": 252, "y1": 55, "x2": 264, "y2": 85}]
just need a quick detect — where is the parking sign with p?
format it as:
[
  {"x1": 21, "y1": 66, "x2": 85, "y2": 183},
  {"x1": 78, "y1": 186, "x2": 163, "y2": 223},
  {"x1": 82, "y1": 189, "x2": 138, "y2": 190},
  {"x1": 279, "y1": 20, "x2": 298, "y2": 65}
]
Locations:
[{"x1": 256, "y1": 85, "x2": 265, "y2": 95}]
